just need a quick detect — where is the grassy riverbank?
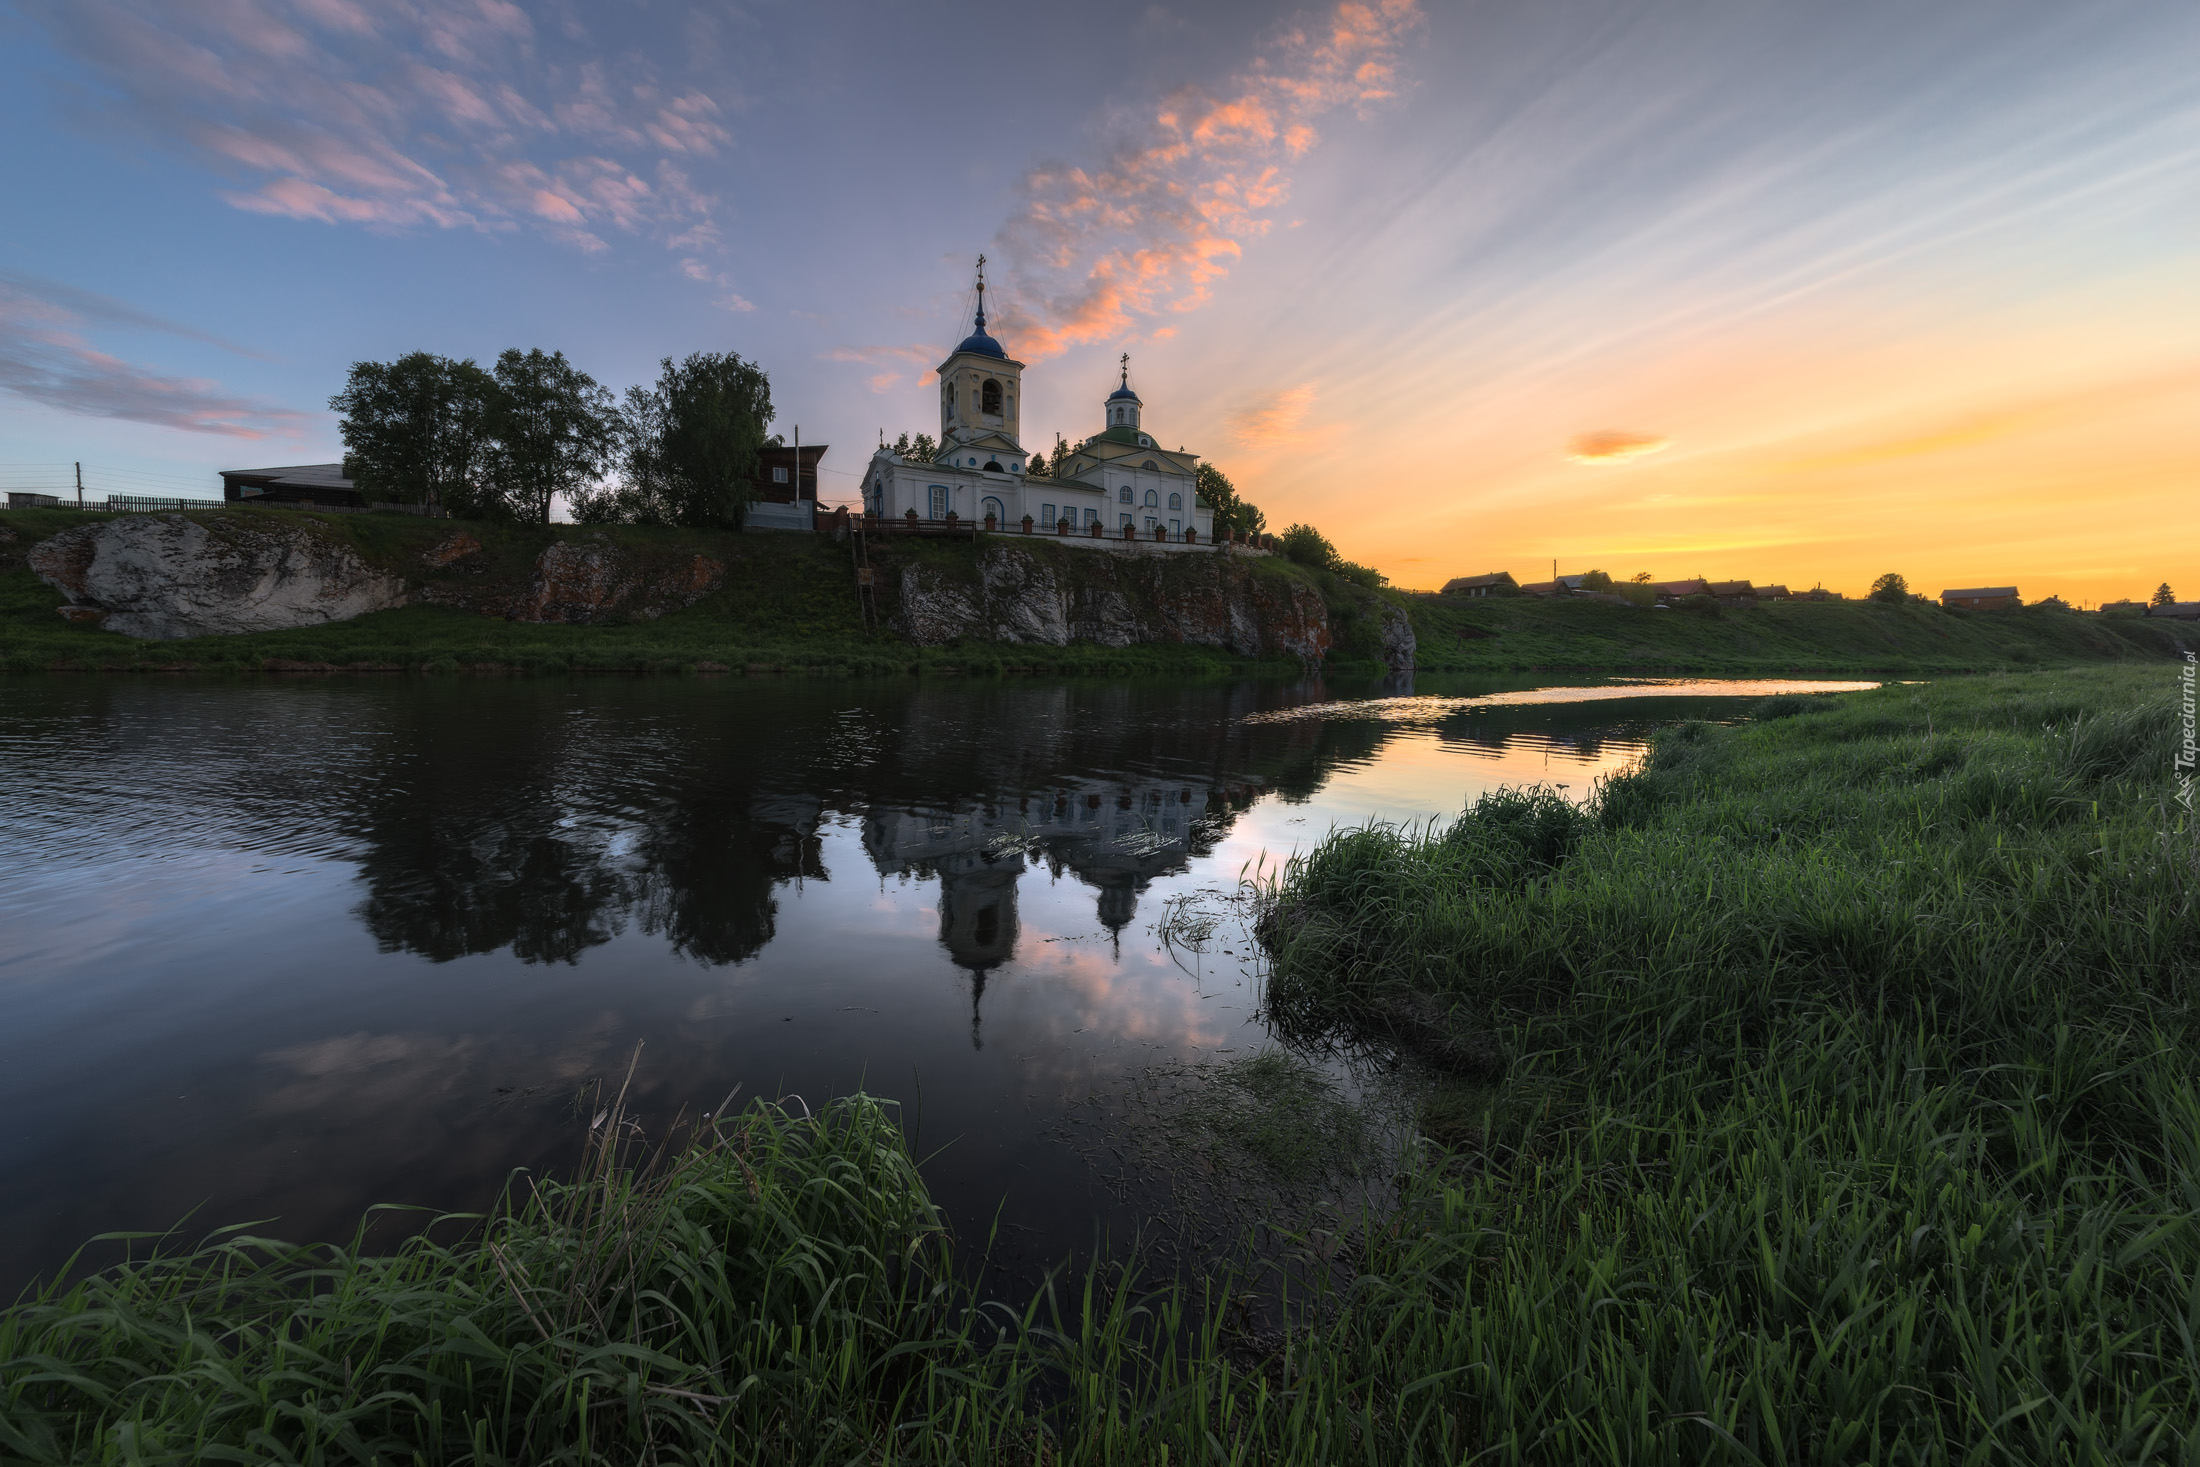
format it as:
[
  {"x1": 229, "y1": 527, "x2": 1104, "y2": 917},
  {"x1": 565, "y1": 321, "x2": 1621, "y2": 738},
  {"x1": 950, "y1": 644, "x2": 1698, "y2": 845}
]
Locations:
[
  {"x1": 8, "y1": 508, "x2": 2193, "y2": 677},
  {"x1": 1407, "y1": 589, "x2": 2200, "y2": 674},
  {"x1": 1257, "y1": 664, "x2": 2200, "y2": 1459},
  {"x1": 9, "y1": 667, "x2": 2194, "y2": 1461},
  {"x1": 0, "y1": 509, "x2": 1304, "y2": 678}
]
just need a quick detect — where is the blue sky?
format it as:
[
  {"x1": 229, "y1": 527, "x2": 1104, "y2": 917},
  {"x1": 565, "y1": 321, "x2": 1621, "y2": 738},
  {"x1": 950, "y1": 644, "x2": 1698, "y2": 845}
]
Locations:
[{"x1": 2, "y1": 0, "x2": 2195, "y2": 599}]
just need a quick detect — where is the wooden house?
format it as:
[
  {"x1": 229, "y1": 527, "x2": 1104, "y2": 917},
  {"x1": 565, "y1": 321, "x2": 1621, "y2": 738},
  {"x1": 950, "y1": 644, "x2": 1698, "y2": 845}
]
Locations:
[
  {"x1": 1939, "y1": 586, "x2": 2019, "y2": 610},
  {"x1": 1440, "y1": 571, "x2": 1518, "y2": 597}
]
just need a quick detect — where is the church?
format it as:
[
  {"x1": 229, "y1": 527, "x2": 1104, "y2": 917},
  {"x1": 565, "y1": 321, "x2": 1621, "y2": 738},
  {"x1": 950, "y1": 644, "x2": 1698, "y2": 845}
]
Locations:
[{"x1": 861, "y1": 263, "x2": 1216, "y2": 542}]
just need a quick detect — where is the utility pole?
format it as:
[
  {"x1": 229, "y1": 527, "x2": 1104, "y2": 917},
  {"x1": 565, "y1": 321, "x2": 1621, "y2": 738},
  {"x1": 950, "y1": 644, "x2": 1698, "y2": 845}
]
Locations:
[
  {"x1": 75, "y1": 461, "x2": 84, "y2": 509},
  {"x1": 793, "y1": 424, "x2": 801, "y2": 509}
]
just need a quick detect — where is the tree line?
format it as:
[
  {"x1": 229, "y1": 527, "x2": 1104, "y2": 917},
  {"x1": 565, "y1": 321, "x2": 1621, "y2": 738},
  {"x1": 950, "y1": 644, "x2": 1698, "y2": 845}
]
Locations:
[{"x1": 331, "y1": 350, "x2": 774, "y2": 527}]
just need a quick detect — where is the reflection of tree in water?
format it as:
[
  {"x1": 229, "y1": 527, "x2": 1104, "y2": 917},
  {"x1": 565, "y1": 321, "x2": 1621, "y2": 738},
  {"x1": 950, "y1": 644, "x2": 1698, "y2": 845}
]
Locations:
[
  {"x1": 344, "y1": 679, "x2": 1402, "y2": 970},
  {"x1": 348, "y1": 688, "x2": 822, "y2": 967}
]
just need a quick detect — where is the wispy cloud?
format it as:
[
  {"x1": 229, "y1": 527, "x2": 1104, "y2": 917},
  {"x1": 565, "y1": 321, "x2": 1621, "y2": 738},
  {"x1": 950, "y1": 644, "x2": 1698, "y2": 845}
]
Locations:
[
  {"x1": 0, "y1": 277, "x2": 307, "y2": 437},
  {"x1": 993, "y1": 0, "x2": 1422, "y2": 359},
  {"x1": 1567, "y1": 431, "x2": 1670, "y2": 465},
  {"x1": 1230, "y1": 382, "x2": 1332, "y2": 448},
  {"x1": 29, "y1": 0, "x2": 732, "y2": 255}
]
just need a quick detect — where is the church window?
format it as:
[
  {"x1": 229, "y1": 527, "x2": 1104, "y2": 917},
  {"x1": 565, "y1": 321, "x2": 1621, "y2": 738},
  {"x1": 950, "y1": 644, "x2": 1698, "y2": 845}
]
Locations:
[
  {"x1": 929, "y1": 485, "x2": 949, "y2": 519},
  {"x1": 1170, "y1": 518, "x2": 1181, "y2": 537},
  {"x1": 1167, "y1": 492, "x2": 1181, "y2": 510},
  {"x1": 981, "y1": 379, "x2": 1002, "y2": 415},
  {"x1": 1085, "y1": 508, "x2": 1100, "y2": 527},
  {"x1": 1120, "y1": 511, "x2": 1133, "y2": 528},
  {"x1": 1041, "y1": 503, "x2": 1055, "y2": 525},
  {"x1": 1144, "y1": 488, "x2": 1158, "y2": 507},
  {"x1": 1118, "y1": 485, "x2": 1133, "y2": 503},
  {"x1": 1142, "y1": 460, "x2": 1158, "y2": 470}
]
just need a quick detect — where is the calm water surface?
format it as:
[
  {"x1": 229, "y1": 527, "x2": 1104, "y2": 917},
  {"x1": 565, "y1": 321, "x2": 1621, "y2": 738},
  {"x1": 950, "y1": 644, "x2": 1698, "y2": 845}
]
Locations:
[{"x1": 0, "y1": 673, "x2": 1872, "y2": 1294}]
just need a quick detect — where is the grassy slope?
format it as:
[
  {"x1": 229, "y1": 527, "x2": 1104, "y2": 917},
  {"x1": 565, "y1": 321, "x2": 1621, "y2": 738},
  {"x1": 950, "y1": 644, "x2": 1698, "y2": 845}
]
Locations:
[
  {"x1": 1406, "y1": 588, "x2": 2200, "y2": 673},
  {"x1": 1253, "y1": 666, "x2": 2200, "y2": 1461},
  {"x1": 9, "y1": 669, "x2": 2194, "y2": 1463},
  {"x1": 0, "y1": 509, "x2": 1305, "y2": 677}
]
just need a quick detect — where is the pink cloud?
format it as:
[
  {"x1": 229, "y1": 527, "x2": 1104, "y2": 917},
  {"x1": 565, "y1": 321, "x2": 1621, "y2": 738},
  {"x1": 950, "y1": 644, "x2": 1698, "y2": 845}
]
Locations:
[
  {"x1": 0, "y1": 278, "x2": 309, "y2": 438},
  {"x1": 992, "y1": 0, "x2": 1422, "y2": 360},
  {"x1": 32, "y1": 0, "x2": 726, "y2": 256}
]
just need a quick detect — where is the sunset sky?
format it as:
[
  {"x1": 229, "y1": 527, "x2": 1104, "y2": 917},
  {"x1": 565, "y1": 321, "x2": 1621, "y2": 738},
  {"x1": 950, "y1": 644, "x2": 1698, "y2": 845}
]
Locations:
[{"x1": 1, "y1": 0, "x2": 2194, "y2": 603}]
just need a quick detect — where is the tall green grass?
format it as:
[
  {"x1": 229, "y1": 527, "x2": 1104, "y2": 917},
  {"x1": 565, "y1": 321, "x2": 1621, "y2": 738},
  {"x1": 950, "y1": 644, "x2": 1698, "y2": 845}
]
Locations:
[{"x1": 1250, "y1": 666, "x2": 2200, "y2": 1461}]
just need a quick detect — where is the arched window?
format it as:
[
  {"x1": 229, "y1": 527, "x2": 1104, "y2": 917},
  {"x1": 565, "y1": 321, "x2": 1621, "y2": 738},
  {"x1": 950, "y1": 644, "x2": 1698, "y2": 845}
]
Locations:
[
  {"x1": 1118, "y1": 485, "x2": 1133, "y2": 503},
  {"x1": 943, "y1": 383, "x2": 955, "y2": 418},
  {"x1": 1144, "y1": 488, "x2": 1159, "y2": 507},
  {"x1": 1142, "y1": 459, "x2": 1158, "y2": 470},
  {"x1": 1167, "y1": 492, "x2": 1181, "y2": 510},
  {"x1": 981, "y1": 379, "x2": 1002, "y2": 415},
  {"x1": 981, "y1": 495, "x2": 1005, "y2": 523},
  {"x1": 1112, "y1": 408, "x2": 1123, "y2": 425}
]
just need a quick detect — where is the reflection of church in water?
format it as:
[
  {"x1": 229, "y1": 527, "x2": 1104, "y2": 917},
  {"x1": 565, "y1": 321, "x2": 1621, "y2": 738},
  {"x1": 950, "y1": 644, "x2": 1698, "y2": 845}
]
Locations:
[{"x1": 862, "y1": 774, "x2": 1254, "y2": 1047}]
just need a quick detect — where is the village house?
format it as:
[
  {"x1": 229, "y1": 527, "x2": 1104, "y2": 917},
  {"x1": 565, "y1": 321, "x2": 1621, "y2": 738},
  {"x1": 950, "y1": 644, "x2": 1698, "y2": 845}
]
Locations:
[
  {"x1": 2146, "y1": 600, "x2": 2200, "y2": 620},
  {"x1": 861, "y1": 262, "x2": 1216, "y2": 545},
  {"x1": 220, "y1": 463, "x2": 364, "y2": 509},
  {"x1": 1940, "y1": 586, "x2": 2019, "y2": 610},
  {"x1": 1440, "y1": 572, "x2": 1518, "y2": 597}
]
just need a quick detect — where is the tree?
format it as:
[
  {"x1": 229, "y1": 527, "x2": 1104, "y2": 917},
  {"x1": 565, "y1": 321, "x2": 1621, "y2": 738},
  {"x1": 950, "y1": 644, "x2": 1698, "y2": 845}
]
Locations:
[
  {"x1": 571, "y1": 384, "x2": 678, "y2": 525},
  {"x1": 1630, "y1": 571, "x2": 1654, "y2": 583},
  {"x1": 487, "y1": 349, "x2": 617, "y2": 525},
  {"x1": 329, "y1": 353, "x2": 497, "y2": 516},
  {"x1": 1195, "y1": 462, "x2": 1265, "y2": 538},
  {"x1": 2153, "y1": 582, "x2": 2177, "y2": 607},
  {"x1": 1027, "y1": 445, "x2": 1050, "y2": 478},
  {"x1": 657, "y1": 351, "x2": 773, "y2": 528},
  {"x1": 1869, "y1": 572, "x2": 1909, "y2": 605},
  {"x1": 1580, "y1": 569, "x2": 1614, "y2": 592},
  {"x1": 910, "y1": 433, "x2": 937, "y2": 463},
  {"x1": 1279, "y1": 522, "x2": 1339, "y2": 569}
]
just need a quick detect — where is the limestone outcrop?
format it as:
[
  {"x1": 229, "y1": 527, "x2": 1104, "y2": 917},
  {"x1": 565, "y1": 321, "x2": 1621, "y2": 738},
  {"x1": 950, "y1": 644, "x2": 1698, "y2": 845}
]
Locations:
[
  {"x1": 893, "y1": 544, "x2": 1340, "y2": 665},
  {"x1": 29, "y1": 515, "x2": 407, "y2": 640}
]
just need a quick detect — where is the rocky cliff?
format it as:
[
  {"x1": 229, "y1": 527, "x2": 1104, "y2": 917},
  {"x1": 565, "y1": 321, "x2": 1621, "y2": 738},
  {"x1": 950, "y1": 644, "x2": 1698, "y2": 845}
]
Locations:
[
  {"x1": 29, "y1": 515, "x2": 408, "y2": 640},
  {"x1": 21, "y1": 512, "x2": 1415, "y2": 670},
  {"x1": 27, "y1": 516, "x2": 727, "y2": 640},
  {"x1": 890, "y1": 542, "x2": 1415, "y2": 671}
]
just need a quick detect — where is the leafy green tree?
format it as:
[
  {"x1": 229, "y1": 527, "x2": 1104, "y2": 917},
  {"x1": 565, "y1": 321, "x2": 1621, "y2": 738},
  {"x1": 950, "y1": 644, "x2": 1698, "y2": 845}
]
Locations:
[
  {"x1": 1279, "y1": 522, "x2": 1338, "y2": 568},
  {"x1": 1026, "y1": 445, "x2": 1050, "y2": 478},
  {"x1": 658, "y1": 351, "x2": 774, "y2": 528},
  {"x1": 910, "y1": 433, "x2": 936, "y2": 463},
  {"x1": 1195, "y1": 462, "x2": 1265, "y2": 537},
  {"x1": 329, "y1": 353, "x2": 497, "y2": 516},
  {"x1": 2153, "y1": 582, "x2": 2176, "y2": 607},
  {"x1": 1580, "y1": 569, "x2": 1615, "y2": 592},
  {"x1": 571, "y1": 385, "x2": 679, "y2": 525},
  {"x1": 1630, "y1": 571, "x2": 1654, "y2": 583},
  {"x1": 487, "y1": 349, "x2": 617, "y2": 525},
  {"x1": 1869, "y1": 572, "x2": 1910, "y2": 605}
]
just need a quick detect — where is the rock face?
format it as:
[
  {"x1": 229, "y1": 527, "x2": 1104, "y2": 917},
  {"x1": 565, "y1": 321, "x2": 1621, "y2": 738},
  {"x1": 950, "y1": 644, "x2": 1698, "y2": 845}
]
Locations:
[
  {"x1": 28, "y1": 516, "x2": 408, "y2": 640},
  {"x1": 497, "y1": 540, "x2": 724, "y2": 624},
  {"x1": 894, "y1": 544, "x2": 1337, "y2": 665},
  {"x1": 1375, "y1": 600, "x2": 1418, "y2": 675}
]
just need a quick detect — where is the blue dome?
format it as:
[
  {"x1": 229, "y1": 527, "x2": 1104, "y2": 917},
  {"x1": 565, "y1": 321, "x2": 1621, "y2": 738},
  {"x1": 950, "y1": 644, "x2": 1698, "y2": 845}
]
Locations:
[
  {"x1": 1106, "y1": 382, "x2": 1141, "y2": 402},
  {"x1": 954, "y1": 329, "x2": 1006, "y2": 359}
]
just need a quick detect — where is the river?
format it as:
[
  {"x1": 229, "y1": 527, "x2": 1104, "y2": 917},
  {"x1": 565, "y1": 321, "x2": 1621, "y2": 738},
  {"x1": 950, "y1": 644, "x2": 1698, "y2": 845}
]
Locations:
[{"x1": 0, "y1": 672, "x2": 1874, "y2": 1296}]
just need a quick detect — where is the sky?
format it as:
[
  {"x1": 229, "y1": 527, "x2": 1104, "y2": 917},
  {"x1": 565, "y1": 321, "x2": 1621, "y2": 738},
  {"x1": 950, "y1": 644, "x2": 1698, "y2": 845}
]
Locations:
[{"x1": 0, "y1": 0, "x2": 2194, "y2": 603}]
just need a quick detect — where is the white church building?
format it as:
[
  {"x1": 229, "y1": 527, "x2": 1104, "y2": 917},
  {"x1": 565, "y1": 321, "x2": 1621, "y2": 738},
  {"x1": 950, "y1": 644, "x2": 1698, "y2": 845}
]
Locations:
[{"x1": 862, "y1": 266, "x2": 1216, "y2": 543}]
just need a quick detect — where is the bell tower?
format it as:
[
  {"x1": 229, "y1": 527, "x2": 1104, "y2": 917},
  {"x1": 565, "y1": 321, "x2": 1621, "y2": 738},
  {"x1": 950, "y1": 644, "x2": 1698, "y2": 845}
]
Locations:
[
  {"x1": 935, "y1": 254, "x2": 1025, "y2": 456},
  {"x1": 1103, "y1": 353, "x2": 1141, "y2": 432}
]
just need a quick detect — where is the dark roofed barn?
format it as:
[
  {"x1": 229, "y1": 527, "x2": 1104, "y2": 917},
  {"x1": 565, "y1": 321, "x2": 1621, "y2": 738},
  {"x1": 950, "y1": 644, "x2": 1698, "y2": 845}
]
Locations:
[{"x1": 1940, "y1": 586, "x2": 2019, "y2": 610}]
